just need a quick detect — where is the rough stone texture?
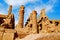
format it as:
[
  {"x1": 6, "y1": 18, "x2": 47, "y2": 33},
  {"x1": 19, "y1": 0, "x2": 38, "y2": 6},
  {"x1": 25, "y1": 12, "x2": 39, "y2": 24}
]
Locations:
[
  {"x1": 1, "y1": 15, "x2": 12, "y2": 29},
  {"x1": 15, "y1": 33, "x2": 60, "y2": 40},
  {"x1": 8, "y1": 5, "x2": 12, "y2": 16},
  {"x1": 2, "y1": 33, "x2": 14, "y2": 40},
  {"x1": 16, "y1": 5, "x2": 25, "y2": 28},
  {"x1": 15, "y1": 26, "x2": 35, "y2": 38},
  {"x1": 15, "y1": 28, "x2": 29, "y2": 38},
  {"x1": 5, "y1": 29, "x2": 16, "y2": 33},
  {"x1": 32, "y1": 10, "x2": 37, "y2": 33},
  {"x1": 1, "y1": 14, "x2": 15, "y2": 29},
  {"x1": 36, "y1": 33, "x2": 60, "y2": 40},
  {"x1": 11, "y1": 14, "x2": 15, "y2": 29},
  {"x1": 0, "y1": 32, "x2": 3, "y2": 40},
  {"x1": 25, "y1": 13, "x2": 32, "y2": 27},
  {"x1": 0, "y1": 5, "x2": 15, "y2": 29},
  {"x1": 0, "y1": 14, "x2": 7, "y2": 19},
  {"x1": 40, "y1": 9, "x2": 46, "y2": 17},
  {"x1": 0, "y1": 5, "x2": 60, "y2": 40},
  {"x1": 0, "y1": 19, "x2": 4, "y2": 25},
  {"x1": 0, "y1": 27, "x2": 5, "y2": 32}
]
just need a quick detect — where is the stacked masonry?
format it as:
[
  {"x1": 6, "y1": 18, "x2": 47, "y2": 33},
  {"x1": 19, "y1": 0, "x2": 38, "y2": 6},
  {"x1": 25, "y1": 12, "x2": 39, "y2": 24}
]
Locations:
[{"x1": 0, "y1": 5, "x2": 60, "y2": 40}]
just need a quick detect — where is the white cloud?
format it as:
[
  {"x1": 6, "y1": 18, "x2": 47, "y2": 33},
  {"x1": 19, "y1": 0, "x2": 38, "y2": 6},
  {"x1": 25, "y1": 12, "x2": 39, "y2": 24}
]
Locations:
[
  {"x1": 25, "y1": 4, "x2": 53, "y2": 14},
  {"x1": 34, "y1": 0, "x2": 57, "y2": 14},
  {"x1": 45, "y1": 5, "x2": 53, "y2": 13},
  {"x1": 4, "y1": 0, "x2": 37, "y2": 6}
]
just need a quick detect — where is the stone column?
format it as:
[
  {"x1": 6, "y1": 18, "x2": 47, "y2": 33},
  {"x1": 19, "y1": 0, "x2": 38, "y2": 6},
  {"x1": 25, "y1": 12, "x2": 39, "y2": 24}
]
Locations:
[
  {"x1": 40, "y1": 9, "x2": 45, "y2": 17},
  {"x1": 32, "y1": 10, "x2": 37, "y2": 33},
  {"x1": 8, "y1": 5, "x2": 12, "y2": 16},
  {"x1": 18, "y1": 5, "x2": 25, "y2": 28}
]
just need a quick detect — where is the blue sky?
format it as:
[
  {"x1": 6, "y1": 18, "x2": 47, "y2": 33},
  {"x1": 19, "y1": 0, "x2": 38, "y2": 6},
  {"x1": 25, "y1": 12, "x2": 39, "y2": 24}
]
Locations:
[{"x1": 0, "y1": 0, "x2": 60, "y2": 25}]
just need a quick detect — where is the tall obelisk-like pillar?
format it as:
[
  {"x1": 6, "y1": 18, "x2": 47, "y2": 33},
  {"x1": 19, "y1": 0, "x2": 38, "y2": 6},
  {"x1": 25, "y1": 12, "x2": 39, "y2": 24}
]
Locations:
[
  {"x1": 40, "y1": 9, "x2": 45, "y2": 18},
  {"x1": 40, "y1": 9, "x2": 46, "y2": 32},
  {"x1": 32, "y1": 10, "x2": 37, "y2": 33},
  {"x1": 8, "y1": 5, "x2": 12, "y2": 16},
  {"x1": 18, "y1": 5, "x2": 25, "y2": 28}
]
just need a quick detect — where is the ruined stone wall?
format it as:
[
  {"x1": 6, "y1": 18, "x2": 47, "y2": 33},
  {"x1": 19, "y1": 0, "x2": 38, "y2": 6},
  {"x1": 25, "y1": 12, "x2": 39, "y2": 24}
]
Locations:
[
  {"x1": 0, "y1": 5, "x2": 60, "y2": 40},
  {"x1": 37, "y1": 9, "x2": 60, "y2": 33}
]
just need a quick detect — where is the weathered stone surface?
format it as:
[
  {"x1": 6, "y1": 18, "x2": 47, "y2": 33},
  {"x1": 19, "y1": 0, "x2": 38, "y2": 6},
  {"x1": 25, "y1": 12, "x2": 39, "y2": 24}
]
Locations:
[
  {"x1": 36, "y1": 33, "x2": 60, "y2": 40},
  {"x1": 2, "y1": 33, "x2": 14, "y2": 40},
  {"x1": 0, "y1": 14, "x2": 7, "y2": 19},
  {"x1": 16, "y1": 5, "x2": 25, "y2": 28},
  {"x1": 15, "y1": 27, "x2": 32, "y2": 38},
  {"x1": 32, "y1": 10, "x2": 37, "y2": 33},
  {"x1": 1, "y1": 14, "x2": 15, "y2": 29},
  {"x1": 0, "y1": 32, "x2": 3, "y2": 40},
  {"x1": 11, "y1": 14, "x2": 15, "y2": 29},
  {"x1": 0, "y1": 5, "x2": 60, "y2": 40},
  {"x1": 0, "y1": 5, "x2": 15, "y2": 29},
  {"x1": 0, "y1": 19, "x2": 4, "y2": 25},
  {"x1": 25, "y1": 13, "x2": 33, "y2": 28},
  {"x1": 0, "y1": 27, "x2": 4, "y2": 32},
  {"x1": 8, "y1": 5, "x2": 12, "y2": 16},
  {"x1": 40, "y1": 9, "x2": 46, "y2": 17},
  {"x1": 5, "y1": 29, "x2": 16, "y2": 33}
]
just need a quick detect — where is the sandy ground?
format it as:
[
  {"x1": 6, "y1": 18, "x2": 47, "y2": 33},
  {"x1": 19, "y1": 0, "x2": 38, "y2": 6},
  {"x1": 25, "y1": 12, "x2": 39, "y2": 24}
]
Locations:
[{"x1": 15, "y1": 33, "x2": 60, "y2": 40}]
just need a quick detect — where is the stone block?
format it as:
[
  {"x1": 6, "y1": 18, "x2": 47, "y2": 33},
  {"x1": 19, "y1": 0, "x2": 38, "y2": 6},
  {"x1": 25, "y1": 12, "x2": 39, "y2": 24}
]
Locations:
[
  {"x1": 0, "y1": 32, "x2": 3, "y2": 40},
  {"x1": 15, "y1": 28, "x2": 29, "y2": 38},
  {"x1": 0, "y1": 27, "x2": 4, "y2": 32},
  {"x1": 5, "y1": 29, "x2": 16, "y2": 33},
  {"x1": 2, "y1": 33, "x2": 14, "y2": 40}
]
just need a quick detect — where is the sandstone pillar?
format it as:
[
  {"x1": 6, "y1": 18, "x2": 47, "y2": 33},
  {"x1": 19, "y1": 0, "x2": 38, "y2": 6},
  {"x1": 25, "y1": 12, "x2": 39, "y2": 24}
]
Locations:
[
  {"x1": 32, "y1": 10, "x2": 37, "y2": 33},
  {"x1": 8, "y1": 5, "x2": 12, "y2": 16},
  {"x1": 40, "y1": 9, "x2": 45, "y2": 18},
  {"x1": 17, "y1": 5, "x2": 25, "y2": 28}
]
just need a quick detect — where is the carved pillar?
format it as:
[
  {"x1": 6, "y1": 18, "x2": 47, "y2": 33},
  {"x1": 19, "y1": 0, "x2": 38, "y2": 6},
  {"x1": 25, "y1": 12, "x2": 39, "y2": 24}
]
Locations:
[
  {"x1": 32, "y1": 10, "x2": 37, "y2": 33},
  {"x1": 8, "y1": 5, "x2": 12, "y2": 16},
  {"x1": 17, "y1": 5, "x2": 25, "y2": 28},
  {"x1": 40, "y1": 9, "x2": 46, "y2": 18}
]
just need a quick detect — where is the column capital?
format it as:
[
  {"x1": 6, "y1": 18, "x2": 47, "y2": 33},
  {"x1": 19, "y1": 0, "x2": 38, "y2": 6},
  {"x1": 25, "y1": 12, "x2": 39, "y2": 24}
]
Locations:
[{"x1": 20, "y1": 5, "x2": 25, "y2": 10}]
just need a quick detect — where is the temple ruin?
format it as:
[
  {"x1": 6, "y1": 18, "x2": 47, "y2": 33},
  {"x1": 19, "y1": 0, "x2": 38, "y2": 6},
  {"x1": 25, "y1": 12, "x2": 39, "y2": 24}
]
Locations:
[{"x1": 0, "y1": 5, "x2": 60, "y2": 40}]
